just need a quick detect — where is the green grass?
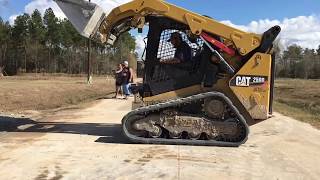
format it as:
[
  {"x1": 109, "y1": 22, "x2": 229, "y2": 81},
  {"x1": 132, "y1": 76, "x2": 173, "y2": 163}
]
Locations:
[{"x1": 274, "y1": 79, "x2": 320, "y2": 129}]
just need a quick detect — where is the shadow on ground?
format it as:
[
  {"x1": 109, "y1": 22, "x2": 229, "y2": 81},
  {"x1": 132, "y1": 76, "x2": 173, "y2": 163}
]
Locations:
[
  {"x1": 96, "y1": 92, "x2": 116, "y2": 100},
  {"x1": 0, "y1": 116, "x2": 130, "y2": 144}
]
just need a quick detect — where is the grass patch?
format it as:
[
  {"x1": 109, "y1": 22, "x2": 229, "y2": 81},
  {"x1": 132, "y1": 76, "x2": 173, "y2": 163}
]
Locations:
[
  {"x1": 274, "y1": 101, "x2": 320, "y2": 129},
  {"x1": 0, "y1": 75, "x2": 115, "y2": 114},
  {"x1": 274, "y1": 78, "x2": 320, "y2": 129}
]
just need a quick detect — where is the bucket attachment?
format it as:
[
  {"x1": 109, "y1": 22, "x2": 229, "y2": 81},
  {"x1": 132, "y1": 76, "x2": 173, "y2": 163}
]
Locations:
[{"x1": 54, "y1": 0, "x2": 108, "y2": 39}]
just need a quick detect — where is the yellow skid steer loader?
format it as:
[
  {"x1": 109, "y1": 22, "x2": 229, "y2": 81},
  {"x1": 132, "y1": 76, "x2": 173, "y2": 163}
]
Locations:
[{"x1": 54, "y1": 0, "x2": 281, "y2": 146}]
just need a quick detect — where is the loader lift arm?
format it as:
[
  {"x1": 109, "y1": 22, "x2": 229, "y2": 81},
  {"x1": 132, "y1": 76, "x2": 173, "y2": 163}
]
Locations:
[{"x1": 95, "y1": 0, "x2": 280, "y2": 56}]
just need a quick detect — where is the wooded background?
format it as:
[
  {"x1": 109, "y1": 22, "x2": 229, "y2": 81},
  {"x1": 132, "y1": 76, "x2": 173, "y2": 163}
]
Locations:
[
  {"x1": 0, "y1": 8, "x2": 137, "y2": 76},
  {"x1": 0, "y1": 8, "x2": 320, "y2": 78},
  {"x1": 274, "y1": 43, "x2": 320, "y2": 79}
]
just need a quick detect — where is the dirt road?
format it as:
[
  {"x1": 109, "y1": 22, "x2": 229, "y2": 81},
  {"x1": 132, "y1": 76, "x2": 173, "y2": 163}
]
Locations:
[{"x1": 0, "y1": 98, "x2": 320, "y2": 180}]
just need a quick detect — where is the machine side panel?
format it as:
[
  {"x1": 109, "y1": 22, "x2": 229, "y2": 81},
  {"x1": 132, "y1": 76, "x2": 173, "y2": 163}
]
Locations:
[{"x1": 229, "y1": 53, "x2": 272, "y2": 120}]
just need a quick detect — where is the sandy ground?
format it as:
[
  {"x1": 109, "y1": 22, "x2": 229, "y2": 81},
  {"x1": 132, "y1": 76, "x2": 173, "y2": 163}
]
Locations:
[{"x1": 0, "y1": 98, "x2": 320, "y2": 180}]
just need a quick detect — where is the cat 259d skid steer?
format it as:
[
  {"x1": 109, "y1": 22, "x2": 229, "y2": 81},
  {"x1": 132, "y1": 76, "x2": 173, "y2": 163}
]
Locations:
[{"x1": 55, "y1": 0, "x2": 281, "y2": 146}]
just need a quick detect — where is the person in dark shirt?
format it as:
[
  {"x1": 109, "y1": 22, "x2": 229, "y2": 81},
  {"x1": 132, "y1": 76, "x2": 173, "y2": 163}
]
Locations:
[
  {"x1": 161, "y1": 32, "x2": 192, "y2": 64},
  {"x1": 113, "y1": 63, "x2": 123, "y2": 98},
  {"x1": 121, "y1": 61, "x2": 133, "y2": 99}
]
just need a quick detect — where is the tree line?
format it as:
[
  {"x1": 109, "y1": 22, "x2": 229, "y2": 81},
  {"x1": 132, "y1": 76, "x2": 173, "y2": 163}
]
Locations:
[
  {"x1": 1, "y1": 8, "x2": 320, "y2": 79},
  {"x1": 275, "y1": 44, "x2": 320, "y2": 79},
  {"x1": 0, "y1": 8, "x2": 136, "y2": 76}
]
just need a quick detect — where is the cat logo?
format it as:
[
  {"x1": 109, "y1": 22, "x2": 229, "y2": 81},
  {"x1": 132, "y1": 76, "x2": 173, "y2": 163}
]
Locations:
[
  {"x1": 235, "y1": 76, "x2": 251, "y2": 87},
  {"x1": 230, "y1": 75, "x2": 267, "y2": 87}
]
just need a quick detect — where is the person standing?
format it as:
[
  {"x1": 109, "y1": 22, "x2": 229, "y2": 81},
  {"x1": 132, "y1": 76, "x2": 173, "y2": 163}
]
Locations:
[
  {"x1": 113, "y1": 63, "x2": 123, "y2": 98},
  {"x1": 121, "y1": 61, "x2": 133, "y2": 99},
  {"x1": 126, "y1": 61, "x2": 134, "y2": 83}
]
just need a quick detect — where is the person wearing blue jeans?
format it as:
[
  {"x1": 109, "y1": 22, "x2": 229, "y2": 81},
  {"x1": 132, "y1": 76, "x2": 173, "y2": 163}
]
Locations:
[
  {"x1": 122, "y1": 83, "x2": 131, "y2": 98},
  {"x1": 121, "y1": 61, "x2": 133, "y2": 99}
]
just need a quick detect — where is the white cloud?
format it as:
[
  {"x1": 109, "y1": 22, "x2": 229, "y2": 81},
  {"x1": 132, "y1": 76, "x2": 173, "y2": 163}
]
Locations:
[
  {"x1": 23, "y1": 0, "x2": 131, "y2": 19},
  {"x1": 25, "y1": 0, "x2": 65, "y2": 18},
  {"x1": 92, "y1": 0, "x2": 131, "y2": 10},
  {"x1": 135, "y1": 34, "x2": 147, "y2": 59},
  {"x1": 9, "y1": 14, "x2": 18, "y2": 25},
  {"x1": 221, "y1": 15, "x2": 320, "y2": 50}
]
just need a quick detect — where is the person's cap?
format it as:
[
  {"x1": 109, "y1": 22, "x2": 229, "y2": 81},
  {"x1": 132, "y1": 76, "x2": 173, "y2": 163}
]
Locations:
[
  {"x1": 123, "y1": 61, "x2": 129, "y2": 66},
  {"x1": 167, "y1": 32, "x2": 181, "y2": 42}
]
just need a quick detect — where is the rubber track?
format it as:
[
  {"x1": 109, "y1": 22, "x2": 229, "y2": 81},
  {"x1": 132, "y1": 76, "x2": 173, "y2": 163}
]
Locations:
[{"x1": 121, "y1": 92, "x2": 249, "y2": 147}]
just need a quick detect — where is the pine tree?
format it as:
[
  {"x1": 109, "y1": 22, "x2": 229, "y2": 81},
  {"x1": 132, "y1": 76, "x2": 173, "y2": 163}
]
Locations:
[
  {"x1": 114, "y1": 32, "x2": 136, "y2": 61},
  {"x1": 303, "y1": 48, "x2": 316, "y2": 79},
  {"x1": 28, "y1": 9, "x2": 45, "y2": 73},
  {"x1": 12, "y1": 13, "x2": 30, "y2": 72},
  {"x1": 29, "y1": 9, "x2": 45, "y2": 42},
  {"x1": 0, "y1": 17, "x2": 11, "y2": 67},
  {"x1": 43, "y1": 8, "x2": 61, "y2": 73},
  {"x1": 282, "y1": 45, "x2": 303, "y2": 78}
]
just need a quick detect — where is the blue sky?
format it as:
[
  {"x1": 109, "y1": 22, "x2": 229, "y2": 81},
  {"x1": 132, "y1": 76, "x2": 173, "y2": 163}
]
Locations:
[
  {"x1": 0, "y1": 0, "x2": 29, "y2": 20},
  {"x1": 1, "y1": 0, "x2": 319, "y2": 24},
  {"x1": 167, "y1": 0, "x2": 319, "y2": 24}
]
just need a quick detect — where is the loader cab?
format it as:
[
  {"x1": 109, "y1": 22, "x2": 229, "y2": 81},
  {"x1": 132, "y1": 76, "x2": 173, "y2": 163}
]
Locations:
[{"x1": 139, "y1": 17, "x2": 217, "y2": 98}]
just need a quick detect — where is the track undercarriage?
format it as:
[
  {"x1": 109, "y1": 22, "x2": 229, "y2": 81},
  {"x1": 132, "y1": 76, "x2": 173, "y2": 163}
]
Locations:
[{"x1": 122, "y1": 92, "x2": 249, "y2": 146}]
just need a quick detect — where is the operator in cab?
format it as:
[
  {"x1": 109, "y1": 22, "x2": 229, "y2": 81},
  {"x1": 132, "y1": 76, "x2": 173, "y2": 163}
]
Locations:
[{"x1": 161, "y1": 32, "x2": 192, "y2": 64}]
